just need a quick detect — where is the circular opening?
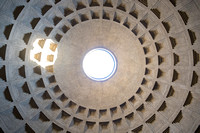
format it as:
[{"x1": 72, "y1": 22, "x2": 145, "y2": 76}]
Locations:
[{"x1": 82, "y1": 48, "x2": 117, "y2": 81}]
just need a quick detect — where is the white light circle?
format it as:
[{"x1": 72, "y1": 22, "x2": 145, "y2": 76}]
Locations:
[{"x1": 82, "y1": 48, "x2": 117, "y2": 81}]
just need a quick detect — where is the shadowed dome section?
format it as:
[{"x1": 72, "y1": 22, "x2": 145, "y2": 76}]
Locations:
[{"x1": 82, "y1": 48, "x2": 117, "y2": 81}]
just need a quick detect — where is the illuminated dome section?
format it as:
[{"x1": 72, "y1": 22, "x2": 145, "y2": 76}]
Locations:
[
  {"x1": 30, "y1": 39, "x2": 58, "y2": 68},
  {"x1": 83, "y1": 48, "x2": 117, "y2": 81}
]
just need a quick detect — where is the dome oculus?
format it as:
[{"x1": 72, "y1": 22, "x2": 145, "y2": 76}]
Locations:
[{"x1": 82, "y1": 48, "x2": 117, "y2": 81}]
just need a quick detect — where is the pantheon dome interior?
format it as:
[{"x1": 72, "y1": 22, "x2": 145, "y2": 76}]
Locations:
[{"x1": 0, "y1": 0, "x2": 200, "y2": 132}]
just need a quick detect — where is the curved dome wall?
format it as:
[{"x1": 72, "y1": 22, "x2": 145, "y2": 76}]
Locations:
[{"x1": 0, "y1": 0, "x2": 200, "y2": 132}]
